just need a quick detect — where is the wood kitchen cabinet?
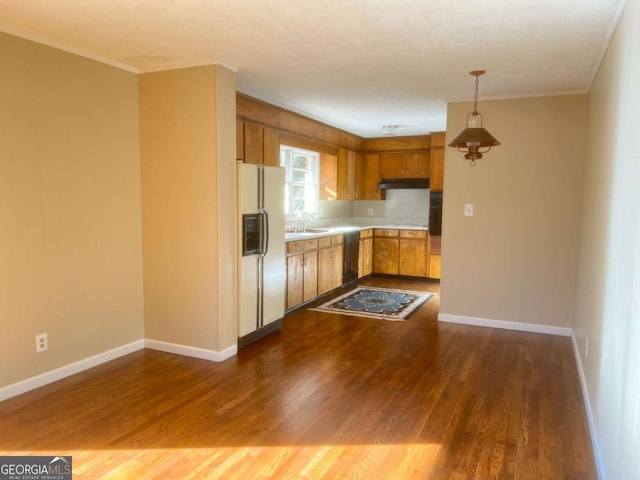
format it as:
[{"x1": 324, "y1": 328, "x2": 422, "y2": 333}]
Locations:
[
  {"x1": 373, "y1": 229, "x2": 400, "y2": 275},
  {"x1": 319, "y1": 153, "x2": 338, "y2": 201},
  {"x1": 358, "y1": 229, "x2": 373, "y2": 278},
  {"x1": 399, "y1": 230, "x2": 428, "y2": 277},
  {"x1": 428, "y1": 234, "x2": 441, "y2": 279},
  {"x1": 430, "y1": 132, "x2": 445, "y2": 191},
  {"x1": 373, "y1": 228, "x2": 429, "y2": 277},
  {"x1": 358, "y1": 153, "x2": 381, "y2": 200},
  {"x1": 239, "y1": 121, "x2": 280, "y2": 167},
  {"x1": 318, "y1": 235, "x2": 344, "y2": 295},
  {"x1": 337, "y1": 148, "x2": 357, "y2": 200},
  {"x1": 286, "y1": 239, "x2": 319, "y2": 309},
  {"x1": 380, "y1": 152, "x2": 430, "y2": 178}
]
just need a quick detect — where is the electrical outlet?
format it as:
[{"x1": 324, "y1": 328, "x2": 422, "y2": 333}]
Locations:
[
  {"x1": 367, "y1": 208, "x2": 373, "y2": 216},
  {"x1": 36, "y1": 333, "x2": 48, "y2": 352}
]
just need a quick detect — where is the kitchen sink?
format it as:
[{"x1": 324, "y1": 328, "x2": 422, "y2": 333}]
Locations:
[{"x1": 303, "y1": 228, "x2": 329, "y2": 233}]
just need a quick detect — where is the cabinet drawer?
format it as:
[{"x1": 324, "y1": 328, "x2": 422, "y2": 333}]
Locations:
[
  {"x1": 360, "y1": 229, "x2": 373, "y2": 239},
  {"x1": 287, "y1": 241, "x2": 305, "y2": 254},
  {"x1": 304, "y1": 239, "x2": 319, "y2": 251},
  {"x1": 400, "y1": 229, "x2": 427, "y2": 239},
  {"x1": 374, "y1": 229, "x2": 399, "y2": 238},
  {"x1": 332, "y1": 234, "x2": 343, "y2": 245},
  {"x1": 318, "y1": 236, "x2": 332, "y2": 248},
  {"x1": 287, "y1": 239, "x2": 319, "y2": 254}
]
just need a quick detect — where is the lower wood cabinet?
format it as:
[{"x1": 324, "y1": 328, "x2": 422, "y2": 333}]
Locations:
[
  {"x1": 399, "y1": 230, "x2": 428, "y2": 277},
  {"x1": 358, "y1": 229, "x2": 373, "y2": 278},
  {"x1": 286, "y1": 234, "x2": 342, "y2": 310},
  {"x1": 286, "y1": 238, "x2": 318, "y2": 310},
  {"x1": 286, "y1": 229, "x2": 436, "y2": 311},
  {"x1": 317, "y1": 235, "x2": 343, "y2": 295},
  {"x1": 428, "y1": 234, "x2": 442, "y2": 279},
  {"x1": 373, "y1": 229, "x2": 400, "y2": 275},
  {"x1": 373, "y1": 228, "x2": 429, "y2": 278}
]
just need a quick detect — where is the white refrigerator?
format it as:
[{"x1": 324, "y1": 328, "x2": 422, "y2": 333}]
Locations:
[{"x1": 237, "y1": 163, "x2": 286, "y2": 348}]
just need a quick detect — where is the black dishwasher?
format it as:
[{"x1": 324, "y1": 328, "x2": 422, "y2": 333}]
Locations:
[{"x1": 343, "y1": 231, "x2": 361, "y2": 285}]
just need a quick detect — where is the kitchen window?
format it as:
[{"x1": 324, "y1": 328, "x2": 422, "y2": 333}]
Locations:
[{"x1": 280, "y1": 145, "x2": 319, "y2": 216}]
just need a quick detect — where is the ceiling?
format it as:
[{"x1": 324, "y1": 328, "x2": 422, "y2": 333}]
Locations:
[{"x1": 0, "y1": 0, "x2": 625, "y2": 138}]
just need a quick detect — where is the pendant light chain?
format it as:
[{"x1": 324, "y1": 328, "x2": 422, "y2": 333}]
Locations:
[{"x1": 473, "y1": 74, "x2": 479, "y2": 115}]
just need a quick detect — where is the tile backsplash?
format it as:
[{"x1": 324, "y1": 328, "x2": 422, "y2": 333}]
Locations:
[{"x1": 310, "y1": 189, "x2": 429, "y2": 227}]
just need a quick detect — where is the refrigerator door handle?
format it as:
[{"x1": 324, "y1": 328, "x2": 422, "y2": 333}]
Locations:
[{"x1": 262, "y1": 210, "x2": 270, "y2": 256}]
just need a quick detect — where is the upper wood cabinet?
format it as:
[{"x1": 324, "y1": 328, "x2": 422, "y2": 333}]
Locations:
[
  {"x1": 430, "y1": 132, "x2": 446, "y2": 191},
  {"x1": 359, "y1": 153, "x2": 381, "y2": 200},
  {"x1": 237, "y1": 120, "x2": 280, "y2": 167},
  {"x1": 337, "y1": 148, "x2": 357, "y2": 200},
  {"x1": 379, "y1": 152, "x2": 430, "y2": 178},
  {"x1": 319, "y1": 153, "x2": 338, "y2": 201}
]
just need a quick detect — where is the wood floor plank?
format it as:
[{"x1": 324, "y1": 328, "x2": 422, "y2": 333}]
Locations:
[{"x1": 0, "y1": 277, "x2": 597, "y2": 479}]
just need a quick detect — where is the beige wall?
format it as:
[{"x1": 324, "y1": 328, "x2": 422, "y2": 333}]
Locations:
[
  {"x1": 0, "y1": 32, "x2": 143, "y2": 388},
  {"x1": 574, "y1": 0, "x2": 640, "y2": 477},
  {"x1": 441, "y1": 95, "x2": 587, "y2": 328},
  {"x1": 215, "y1": 67, "x2": 239, "y2": 350},
  {"x1": 139, "y1": 66, "x2": 237, "y2": 353}
]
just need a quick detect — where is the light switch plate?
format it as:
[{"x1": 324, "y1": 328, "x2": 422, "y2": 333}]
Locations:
[{"x1": 464, "y1": 203, "x2": 474, "y2": 217}]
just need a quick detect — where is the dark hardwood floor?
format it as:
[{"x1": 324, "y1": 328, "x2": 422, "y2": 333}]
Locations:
[{"x1": 0, "y1": 277, "x2": 596, "y2": 479}]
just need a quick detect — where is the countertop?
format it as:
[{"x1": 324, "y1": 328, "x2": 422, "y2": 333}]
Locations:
[{"x1": 285, "y1": 224, "x2": 428, "y2": 241}]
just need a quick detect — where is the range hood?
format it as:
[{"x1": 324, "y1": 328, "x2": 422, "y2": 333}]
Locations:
[{"x1": 377, "y1": 178, "x2": 430, "y2": 189}]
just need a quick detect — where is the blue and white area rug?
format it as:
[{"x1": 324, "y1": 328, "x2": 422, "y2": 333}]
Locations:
[{"x1": 311, "y1": 286, "x2": 434, "y2": 321}]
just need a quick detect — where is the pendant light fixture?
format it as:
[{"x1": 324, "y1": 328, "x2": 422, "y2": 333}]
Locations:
[{"x1": 449, "y1": 70, "x2": 500, "y2": 166}]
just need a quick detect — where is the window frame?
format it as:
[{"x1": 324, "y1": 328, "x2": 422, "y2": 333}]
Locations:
[{"x1": 280, "y1": 144, "x2": 320, "y2": 217}]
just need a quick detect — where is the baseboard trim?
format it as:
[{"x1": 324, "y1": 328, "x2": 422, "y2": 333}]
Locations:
[
  {"x1": 144, "y1": 339, "x2": 238, "y2": 362},
  {"x1": 0, "y1": 339, "x2": 239, "y2": 402},
  {"x1": 571, "y1": 332, "x2": 605, "y2": 479},
  {"x1": 438, "y1": 313, "x2": 572, "y2": 336},
  {"x1": 0, "y1": 339, "x2": 145, "y2": 402}
]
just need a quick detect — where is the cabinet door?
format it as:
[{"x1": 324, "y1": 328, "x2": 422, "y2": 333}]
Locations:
[
  {"x1": 429, "y1": 255, "x2": 441, "y2": 279},
  {"x1": 355, "y1": 152, "x2": 364, "y2": 200},
  {"x1": 236, "y1": 120, "x2": 245, "y2": 161},
  {"x1": 380, "y1": 152, "x2": 429, "y2": 178},
  {"x1": 303, "y1": 251, "x2": 318, "y2": 302},
  {"x1": 244, "y1": 122, "x2": 264, "y2": 165},
  {"x1": 379, "y1": 152, "x2": 405, "y2": 178},
  {"x1": 331, "y1": 244, "x2": 344, "y2": 290},
  {"x1": 362, "y1": 237, "x2": 373, "y2": 276},
  {"x1": 363, "y1": 154, "x2": 381, "y2": 200},
  {"x1": 263, "y1": 127, "x2": 281, "y2": 167},
  {"x1": 320, "y1": 153, "x2": 338, "y2": 201},
  {"x1": 430, "y1": 146, "x2": 444, "y2": 191},
  {"x1": 373, "y1": 237, "x2": 399, "y2": 275},
  {"x1": 286, "y1": 253, "x2": 304, "y2": 309},
  {"x1": 318, "y1": 245, "x2": 343, "y2": 294},
  {"x1": 337, "y1": 148, "x2": 356, "y2": 200},
  {"x1": 399, "y1": 237, "x2": 428, "y2": 277}
]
